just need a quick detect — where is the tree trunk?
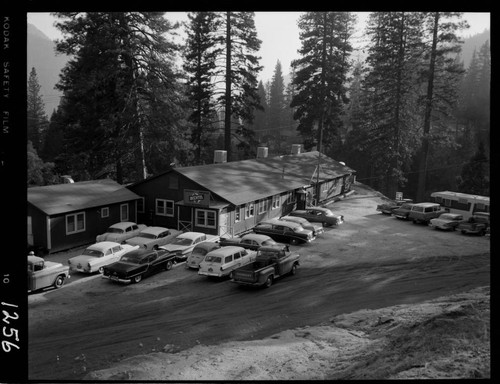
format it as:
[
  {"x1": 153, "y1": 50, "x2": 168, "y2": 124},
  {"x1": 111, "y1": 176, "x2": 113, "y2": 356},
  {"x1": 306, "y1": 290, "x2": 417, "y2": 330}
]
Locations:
[{"x1": 224, "y1": 12, "x2": 232, "y2": 162}]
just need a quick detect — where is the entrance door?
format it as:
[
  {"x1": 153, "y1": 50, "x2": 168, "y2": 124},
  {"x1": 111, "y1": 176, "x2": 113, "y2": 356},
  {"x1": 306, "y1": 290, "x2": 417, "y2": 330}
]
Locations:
[{"x1": 219, "y1": 212, "x2": 230, "y2": 237}]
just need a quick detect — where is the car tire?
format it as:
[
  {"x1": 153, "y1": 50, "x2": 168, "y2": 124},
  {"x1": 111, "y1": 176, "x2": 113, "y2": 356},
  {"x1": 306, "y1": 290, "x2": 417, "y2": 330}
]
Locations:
[
  {"x1": 290, "y1": 238, "x2": 299, "y2": 245},
  {"x1": 132, "y1": 274, "x2": 142, "y2": 284},
  {"x1": 290, "y1": 264, "x2": 297, "y2": 276},
  {"x1": 412, "y1": 219, "x2": 417, "y2": 224},
  {"x1": 98, "y1": 267, "x2": 104, "y2": 274},
  {"x1": 53, "y1": 275, "x2": 65, "y2": 289},
  {"x1": 153, "y1": 245, "x2": 159, "y2": 250},
  {"x1": 165, "y1": 260, "x2": 173, "y2": 271},
  {"x1": 264, "y1": 275, "x2": 273, "y2": 288}
]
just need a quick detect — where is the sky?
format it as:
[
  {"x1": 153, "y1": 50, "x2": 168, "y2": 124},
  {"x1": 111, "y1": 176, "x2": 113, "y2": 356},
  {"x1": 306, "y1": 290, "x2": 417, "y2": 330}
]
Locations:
[{"x1": 27, "y1": 11, "x2": 490, "y2": 83}]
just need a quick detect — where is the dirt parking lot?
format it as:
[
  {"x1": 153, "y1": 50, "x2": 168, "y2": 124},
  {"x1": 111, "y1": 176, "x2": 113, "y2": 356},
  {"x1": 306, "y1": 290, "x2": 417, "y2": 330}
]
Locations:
[{"x1": 28, "y1": 183, "x2": 490, "y2": 380}]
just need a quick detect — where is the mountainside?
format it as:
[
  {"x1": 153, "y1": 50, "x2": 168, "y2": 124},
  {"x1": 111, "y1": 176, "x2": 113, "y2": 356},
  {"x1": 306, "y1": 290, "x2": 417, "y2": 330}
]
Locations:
[
  {"x1": 460, "y1": 29, "x2": 490, "y2": 67},
  {"x1": 27, "y1": 23, "x2": 69, "y2": 117}
]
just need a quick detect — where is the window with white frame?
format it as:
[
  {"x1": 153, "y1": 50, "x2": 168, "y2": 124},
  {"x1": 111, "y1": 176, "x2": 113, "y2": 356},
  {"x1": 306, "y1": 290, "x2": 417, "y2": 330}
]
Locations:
[
  {"x1": 66, "y1": 212, "x2": 85, "y2": 235},
  {"x1": 235, "y1": 206, "x2": 241, "y2": 223},
  {"x1": 195, "y1": 209, "x2": 216, "y2": 228},
  {"x1": 137, "y1": 197, "x2": 145, "y2": 213},
  {"x1": 258, "y1": 199, "x2": 267, "y2": 214},
  {"x1": 272, "y1": 195, "x2": 281, "y2": 209},
  {"x1": 120, "y1": 203, "x2": 129, "y2": 221},
  {"x1": 101, "y1": 207, "x2": 109, "y2": 218},
  {"x1": 156, "y1": 199, "x2": 174, "y2": 217},
  {"x1": 245, "y1": 203, "x2": 254, "y2": 219}
]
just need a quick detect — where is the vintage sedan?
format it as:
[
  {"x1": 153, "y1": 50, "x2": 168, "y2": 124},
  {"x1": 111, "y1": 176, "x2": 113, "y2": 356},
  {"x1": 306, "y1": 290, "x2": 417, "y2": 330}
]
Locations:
[
  {"x1": 67, "y1": 241, "x2": 139, "y2": 274},
  {"x1": 289, "y1": 207, "x2": 344, "y2": 226},
  {"x1": 186, "y1": 242, "x2": 221, "y2": 270},
  {"x1": 102, "y1": 248, "x2": 176, "y2": 284},
  {"x1": 429, "y1": 213, "x2": 464, "y2": 231},
  {"x1": 96, "y1": 221, "x2": 148, "y2": 243},
  {"x1": 392, "y1": 203, "x2": 416, "y2": 220},
  {"x1": 252, "y1": 218, "x2": 315, "y2": 245},
  {"x1": 160, "y1": 232, "x2": 220, "y2": 262},
  {"x1": 28, "y1": 255, "x2": 70, "y2": 292},
  {"x1": 218, "y1": 233, "x2": 279, "y2": 251},
  {"x1": 279, "y1": 215, "x2": 324, "y2": 236},
  {"x1": 125, "y1": 226, "x2": 182, "y2": 250},
  {"x1": 376, "y1": 199, "x2": 413, "y2": 215}
]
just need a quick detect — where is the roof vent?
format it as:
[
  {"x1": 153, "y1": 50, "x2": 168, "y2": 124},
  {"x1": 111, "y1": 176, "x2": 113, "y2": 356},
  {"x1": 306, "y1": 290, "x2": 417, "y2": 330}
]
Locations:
[
  {"x1": 214, "y1": 150, "x2": 227, "y2": 164},
  {"x1": 291, "y1": 144, "x2": 303, "y2": 155},
  {"x1": 257, "y1": 147, "x2": 268, "y2": 159}
]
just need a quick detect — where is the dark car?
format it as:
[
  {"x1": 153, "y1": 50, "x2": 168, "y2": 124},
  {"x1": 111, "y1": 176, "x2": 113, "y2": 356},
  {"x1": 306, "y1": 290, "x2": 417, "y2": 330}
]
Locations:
[
  {"x1": 289, "y1": 206, "x2": 344, "y2": 227},
  {"x1": 376, "y1": 199, "x2": 413, "y2": 214},
  {"x1": 102, "y1": 248, "x2": 176, "y2": 284},
  {"x1": 391, "y1": 203, "x2": 415, "y2": 220},
  {"x1": 252, "y1": 218, "x2": 314, "y2": 245}
]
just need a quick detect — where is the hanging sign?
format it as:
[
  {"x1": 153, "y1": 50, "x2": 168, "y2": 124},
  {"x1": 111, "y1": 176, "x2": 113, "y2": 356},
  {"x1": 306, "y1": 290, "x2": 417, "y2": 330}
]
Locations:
[{"x1": 184, "y1": 190, "x2": 210, "y2": 206}]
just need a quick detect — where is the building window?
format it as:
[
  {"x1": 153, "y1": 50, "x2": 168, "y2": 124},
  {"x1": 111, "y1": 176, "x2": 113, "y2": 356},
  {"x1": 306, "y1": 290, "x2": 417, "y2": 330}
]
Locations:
[
  {"x1": 195, "y1": 209, "x2": 216, "y2": 229},
  {"x1": 66, "y1": 212, "x2": 85, "y2": 235},
  {"x1": 258, "y1": 199, "x2": 267, "y2": 214},
  {"x1": 156, "y1": 199, "x2": 174, "y2": 217},
  {"x1": 120, "y1": 204, "x2": 129, "y2": 221},
  {"x1": 169, "y1": 175, "x2": 179, "y2": 190},
  {"x1": 101, "y1": 207, "x2": 109, "y2": 218},
  {"x1": 272, "y1": 195, "x2": 281, "y2": 209},
  {"x1": 137, "y1": 197, "x2": 145, "y2": 213},
  {"x1": 235, "y1": 206, "x2": 241, "y2": 223},
  {"x1": 245, "y1": 203, "x2": 254, "y2": 219}
]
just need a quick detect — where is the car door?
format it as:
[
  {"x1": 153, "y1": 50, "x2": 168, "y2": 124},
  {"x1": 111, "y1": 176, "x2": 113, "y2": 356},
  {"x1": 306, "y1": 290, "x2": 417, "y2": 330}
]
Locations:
[{"x1": 147, "y1": 253, "x2": 160, "y2": 275}]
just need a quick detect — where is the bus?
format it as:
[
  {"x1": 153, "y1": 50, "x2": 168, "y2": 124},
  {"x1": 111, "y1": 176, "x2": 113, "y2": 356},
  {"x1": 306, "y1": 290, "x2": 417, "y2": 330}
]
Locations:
[{"x1": 430, "y1": 191, "x2": 489, "y2": 219}]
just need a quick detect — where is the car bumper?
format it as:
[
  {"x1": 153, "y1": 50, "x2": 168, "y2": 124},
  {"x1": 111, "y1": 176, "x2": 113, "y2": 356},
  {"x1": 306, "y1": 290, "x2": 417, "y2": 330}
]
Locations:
[
  {"x1": 198, "y1": 270, "x2": 223, "y2": 277},
  {"x1": 102, "y1": 275, "x2": 131, "y2": 283}
]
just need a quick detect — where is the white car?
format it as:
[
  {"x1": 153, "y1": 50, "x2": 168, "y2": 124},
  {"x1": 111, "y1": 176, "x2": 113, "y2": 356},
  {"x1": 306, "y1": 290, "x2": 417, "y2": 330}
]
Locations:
[
  {"x1": 198, "y1": 246, "x2": 257, "y2": 278},
  {"x1": 96, "y1": 222, "x2": 147, "y2": 243},
  {"x1": 68, "y1": 241, "x2": 139, "y2": 274},
  {"x1": 429, "y1": 213, "x2": 464, "y2": 231},
  {"x1": 160, "y1": 232, "x2": 220, "y2": 262},
  {"x1": 125, "y1": 226, "x2": 182, "y2": 250}
]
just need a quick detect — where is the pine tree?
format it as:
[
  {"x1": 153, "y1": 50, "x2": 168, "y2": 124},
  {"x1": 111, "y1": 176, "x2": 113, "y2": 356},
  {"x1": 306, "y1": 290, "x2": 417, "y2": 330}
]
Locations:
[
  {"x1": 267, "y1": 60, "x2": 286, "y2": 154},
  {"x1": 251, "y1": 80, "x2": 268, "y2": 144},
  {"x1": 27, "y1": 67, "x2": 49, "y2": 152},
  {"x1": 457, "y1": 141, "x2": 489, "y2": 196}
]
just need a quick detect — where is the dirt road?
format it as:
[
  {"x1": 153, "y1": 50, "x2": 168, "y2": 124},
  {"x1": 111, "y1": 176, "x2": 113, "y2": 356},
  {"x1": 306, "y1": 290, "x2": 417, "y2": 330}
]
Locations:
[{"x1": 28, "y1": 184, "x2": 490, "y2": 380}]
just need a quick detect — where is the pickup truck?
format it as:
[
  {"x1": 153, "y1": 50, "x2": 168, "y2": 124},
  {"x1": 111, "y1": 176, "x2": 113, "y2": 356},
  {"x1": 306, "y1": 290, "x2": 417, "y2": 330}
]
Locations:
[
  {"x1": 457, "y1": 212, "x2": 490, "y2": 235},
  {"x1": 230, "y1": 245, "x2": 300, "y2": 288}
]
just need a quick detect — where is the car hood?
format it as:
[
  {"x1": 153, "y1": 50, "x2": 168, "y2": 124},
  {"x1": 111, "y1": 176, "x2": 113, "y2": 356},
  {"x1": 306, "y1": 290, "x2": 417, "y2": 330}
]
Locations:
[
  {"x1": 431, "y1": 218, "x2": 451, "y2": 225},
  {"x1": 126, "y1": 237, "x2": 151, "y2": 246},
  {"x1": 161, "y1": 244, "x2": 190, "y2": 253},
  {"x1": 68, "y1": 255, "x2": 96, "y2": 266}
]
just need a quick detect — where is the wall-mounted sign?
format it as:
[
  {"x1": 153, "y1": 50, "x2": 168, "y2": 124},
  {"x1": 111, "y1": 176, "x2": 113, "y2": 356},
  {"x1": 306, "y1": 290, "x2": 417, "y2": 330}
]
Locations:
[{"x1": 184, "y1": 190, "x2": 210, "y2": 207}]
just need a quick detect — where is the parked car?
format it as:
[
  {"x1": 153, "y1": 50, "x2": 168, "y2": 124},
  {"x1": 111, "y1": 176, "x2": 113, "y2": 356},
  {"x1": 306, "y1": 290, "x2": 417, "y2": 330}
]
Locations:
[
  {"x1": 160, "y1": 232, "x2": 220, "y2": 262},
  {"x1": 376, "y1": 199, "x2": 413, "y2": 215},
  {"x1": 392, "y1": 203, "x2": 416, "y2": 220},
  {"x1": 198, "y1": 246, "x2": 257, "y2": 278},
  {"x1": 279, "y1": 215, "x2": 324, "y2": 236},
  {"x1": 252, "y1": 218, "x2": 315, "y2": 245},
  {"x1": 96, "y1": 221, "x2": 148, "y2": 243},
  {"x1": 429, "y1": 213, "x2": 464, "y2": 231},
  {"x1": 231, "y1": 244, "x2": 300, "y2": 288},
  {"x1": 457, "y1": 212, "x2": 490, "y2": 235},
  {"x1": 28, "y1": 255, "x2": 70, "y2": 292},
  {"x1": 186, "y1": 242, "x2": 221, "y2": 270},
  {"x1": 102, "y1": 248, "x2": 176, "y2": 284},
  {"x1": 125, "y1": 226, "x2": 182, "y2": 250},
  {"x1": 67, "y1": 241, "x2": 139, "y2": 274},
  {"x1": 289, "y1": 207, "x2": 344, "y2": 226},
  {"x1": 218, "y1": 233, "x2": 279, "y2": 251},
  {"x1": 408, "y1": 202, "x2": 447, "y2": 224}
]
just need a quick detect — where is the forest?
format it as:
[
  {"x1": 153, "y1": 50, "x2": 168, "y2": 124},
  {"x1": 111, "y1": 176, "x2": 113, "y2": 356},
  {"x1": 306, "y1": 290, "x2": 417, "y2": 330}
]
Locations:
[{"x1": 27, "y1": 11, "x2": 490, "y2": 202}]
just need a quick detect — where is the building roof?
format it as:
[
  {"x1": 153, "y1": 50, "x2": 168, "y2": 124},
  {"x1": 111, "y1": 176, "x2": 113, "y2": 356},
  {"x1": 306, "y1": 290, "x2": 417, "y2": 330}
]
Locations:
[
  {"x1": 28, "y1": 179, "x2": 141, "y2": 216},
  {"x1": 174, "y1": 151, "x2": 355, "y2": 206}
]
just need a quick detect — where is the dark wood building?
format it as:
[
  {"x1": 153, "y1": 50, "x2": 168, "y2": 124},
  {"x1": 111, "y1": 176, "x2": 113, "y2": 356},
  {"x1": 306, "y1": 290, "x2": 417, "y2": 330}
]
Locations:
[{"x1": 28, "y1": 179, "x2": 142, "y2": 254}]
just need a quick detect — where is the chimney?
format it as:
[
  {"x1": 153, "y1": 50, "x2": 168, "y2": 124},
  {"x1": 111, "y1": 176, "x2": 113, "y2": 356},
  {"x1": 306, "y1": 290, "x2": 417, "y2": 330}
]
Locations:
[
  {"x1": 256, "y1": 147, "x2": 268, "y2": 159},
  {"x1": 291, "y1": 144, "x2": 303, "y2": 155},
  {"x1": 214, "y1": 150, "x2": 227, "y2": 164}
]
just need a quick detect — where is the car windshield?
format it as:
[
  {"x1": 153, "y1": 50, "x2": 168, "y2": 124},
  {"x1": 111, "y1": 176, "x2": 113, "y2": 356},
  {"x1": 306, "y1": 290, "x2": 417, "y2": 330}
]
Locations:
[
  {"x1": 259, "y1": 251, "x2": 280, "y2": 258},
  {"x1": 138, "y1": 233, "x2": 157, "y2": 239},
  {"x1": 172, "y1": 238, "x2": 193, "y2": 246},
  {"x1": 191, "y1": 248, "x2": 208, "y2": 256},
  {"x1": 204, "y1": 255, "x2": 221, "y2": 263},
  {"x1": 120, "y1": 254, "x2": 143, "y2": 264},
  {"x1": 105, "y1": 228, "x2": 124, "y2": 234},
  {"x1": 82, "y1": 249, "x2": 104, "y2": 257}
]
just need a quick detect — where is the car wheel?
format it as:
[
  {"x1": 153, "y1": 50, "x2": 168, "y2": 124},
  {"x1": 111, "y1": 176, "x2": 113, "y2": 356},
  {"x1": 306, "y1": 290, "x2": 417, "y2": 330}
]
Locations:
[
  {"x1": 264, "y1": 275, "x2": 273, "y2": 288},
  {"x1": 290, "y1": 238, "x2": 299, "y2": 245},
  {"x1": 290, "y1": 264, "x2": 297, "y2": 276},
  {"x1": 165, "y1": 260, "x2": 173, "y2": 271},
  {"x1": 412, "y1": 219, "x2": 417, "y2": 224},
  {"x1": 98, "y1": 267, "x2": 104, "y2": 274},
  {"x1": 480, "y1": 229, "x2": 486, "y2": 236},
  {"x1": 229, "y1": 271, "x2": 234, "y2": 279},
  {"x1": 53, "y1": 275, "x2": 65, "y2": 289},
  {"x1": 153, "y1": 245, "x2": 159, "y2": 250},
  {"x1": 132, "y1": 274, "x2": 142, "y2": 284}
]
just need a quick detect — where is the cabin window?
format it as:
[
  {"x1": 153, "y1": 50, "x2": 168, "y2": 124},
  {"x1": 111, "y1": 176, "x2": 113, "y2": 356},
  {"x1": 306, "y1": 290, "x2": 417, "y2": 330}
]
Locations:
[
  {"x1": 101, "y1": 207, "x2": 109, "y2": 218},
  {"x1": 195, "y1": 209, "x2": 216, "y2": 229},
  {"x1": 137, "y1": 197, "x2": 145, "y2": 213},
  {"x1": 245, "y1": 203, "x2": 255, "y2": 219},
  {"x1": 258, "y1": 199, "x2": 267, "y2": 214},
  {"x1": 272, "y1": 195, "x2": 281, "y2": 209},
  {"x1": 235, "y1": 206, "x2": 241, "y2": 223},
  {"x1": 120, "y1": 203, "x2": 129, "y2": 221},
  {"x1": 156, "y1": 199, "x2": 174, "y2": 217},
  {"x1": 66, "y1": 212, "x2": 85, "y2": 235}
]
